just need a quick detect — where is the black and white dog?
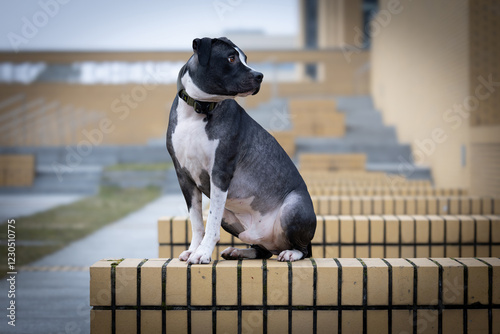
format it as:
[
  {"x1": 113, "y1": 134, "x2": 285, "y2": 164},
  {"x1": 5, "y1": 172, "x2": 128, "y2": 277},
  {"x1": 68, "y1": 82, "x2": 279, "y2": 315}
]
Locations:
[{"x1": 166, "y1": 37, "x2": 316, "y2": 264}]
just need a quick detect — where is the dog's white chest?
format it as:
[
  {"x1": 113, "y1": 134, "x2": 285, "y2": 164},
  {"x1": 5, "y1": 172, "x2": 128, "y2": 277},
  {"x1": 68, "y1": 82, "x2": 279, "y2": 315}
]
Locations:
[{"x1": 171, "y1": 102, "x2": 219, "y2": 186}]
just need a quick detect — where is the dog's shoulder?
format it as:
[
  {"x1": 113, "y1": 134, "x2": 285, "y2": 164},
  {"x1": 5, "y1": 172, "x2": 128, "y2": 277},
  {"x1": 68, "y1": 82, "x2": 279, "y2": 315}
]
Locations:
[{"x1": 204, "y1": 99, "x2": 244, "y2": 139}]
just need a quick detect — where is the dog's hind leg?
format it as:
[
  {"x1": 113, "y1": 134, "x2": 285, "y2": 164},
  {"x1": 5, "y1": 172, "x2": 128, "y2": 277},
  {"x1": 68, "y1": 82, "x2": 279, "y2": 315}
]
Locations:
[
  {"x1": 220, "y1": 209, "x2": 245, "y2": 237},
  {"x1": 221, "y1": 244, "x2": 272, "y2": 260},
  {"x1": 277, "y1": 189, "x2": 316, "y2": 262},
  {"x1": 220, "y1": 210, "x2": 273, "y2": 260}
]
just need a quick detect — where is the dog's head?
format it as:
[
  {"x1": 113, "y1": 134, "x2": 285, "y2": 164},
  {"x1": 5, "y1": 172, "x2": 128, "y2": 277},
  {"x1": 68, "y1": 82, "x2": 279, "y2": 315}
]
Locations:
[{"x1": 179, "y1": 37, "x2": 263, "y2": 101}]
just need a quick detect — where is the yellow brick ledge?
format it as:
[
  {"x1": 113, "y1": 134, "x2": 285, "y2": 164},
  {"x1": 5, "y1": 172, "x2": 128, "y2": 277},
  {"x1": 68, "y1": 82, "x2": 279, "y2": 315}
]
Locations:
[
  {"x1": 90, "y1": 257, "x2": 500, "y2": 333},
  {"x1": 311, "y1": 196, "x2": 500, "y2": 215},
  {"x1": 158, "y1": 215, "x2": 500, "y2": 260},
  {"x1": 308, "y1": 186, "x2": 468, "y2": 197}
]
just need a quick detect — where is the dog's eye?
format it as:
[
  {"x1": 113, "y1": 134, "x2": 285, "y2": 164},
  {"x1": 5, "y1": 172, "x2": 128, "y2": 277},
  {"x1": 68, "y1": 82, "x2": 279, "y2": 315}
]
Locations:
[{"x1": 228, "y1": 56, "x2": 236, "y2": 63}]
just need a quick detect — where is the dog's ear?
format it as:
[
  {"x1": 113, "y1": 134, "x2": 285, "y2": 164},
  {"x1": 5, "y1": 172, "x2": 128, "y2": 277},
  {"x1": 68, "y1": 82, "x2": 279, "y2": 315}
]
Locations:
[{"x1": 192, "y1": 38, "x2": 212, "y2": 66}]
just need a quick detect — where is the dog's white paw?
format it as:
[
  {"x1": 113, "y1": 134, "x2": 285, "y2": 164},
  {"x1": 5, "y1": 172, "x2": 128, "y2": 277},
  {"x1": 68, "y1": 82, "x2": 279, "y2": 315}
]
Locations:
[
  {"x1": 179, "y1": 250, "x2": 193, "y2": 261},
  {"x1": 277, "y1": 250, "x2": 303, "y2": 262},
  {"x1": 187, "y1": 248, "x2": 212, "y2": 264}
]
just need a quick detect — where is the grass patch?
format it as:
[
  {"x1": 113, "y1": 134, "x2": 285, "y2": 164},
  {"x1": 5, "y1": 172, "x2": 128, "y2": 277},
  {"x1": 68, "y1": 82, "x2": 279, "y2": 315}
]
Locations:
[
  {"x1": 104, "y1": 162, "x2": 172, "y2": 172},
  {"x1": 0, "y1": 186, "x2": 161, "y2": 274}
]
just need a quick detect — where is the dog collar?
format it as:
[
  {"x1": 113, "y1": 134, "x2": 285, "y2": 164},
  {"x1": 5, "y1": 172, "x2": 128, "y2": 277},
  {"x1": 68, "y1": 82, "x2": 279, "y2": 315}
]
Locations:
[{"x1": 178, "y1": 89, "x2": 217, "y2": 117}]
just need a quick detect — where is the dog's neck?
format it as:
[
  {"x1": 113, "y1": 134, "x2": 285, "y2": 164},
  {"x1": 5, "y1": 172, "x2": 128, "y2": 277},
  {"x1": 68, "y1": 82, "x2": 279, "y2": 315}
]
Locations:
[
  {"x1": 178, "y1": 89, "x2": 217, "y2": 120},
  {"x1": 178, "y1": 67, "x2": 234, "y2": 103}
]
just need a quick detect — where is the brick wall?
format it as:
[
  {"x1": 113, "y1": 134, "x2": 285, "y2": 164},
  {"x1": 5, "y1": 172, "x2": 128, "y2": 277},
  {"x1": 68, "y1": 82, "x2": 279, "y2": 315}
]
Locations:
[
  {"x1": 311, "y1": 196, "x2": 500, "y2": 215},
  {"x1": 158, "y1": 215, "x2": 500, "y2": 260},
  {"x1": 90, "y1": 257, "x2": 500, "y2": 333}
]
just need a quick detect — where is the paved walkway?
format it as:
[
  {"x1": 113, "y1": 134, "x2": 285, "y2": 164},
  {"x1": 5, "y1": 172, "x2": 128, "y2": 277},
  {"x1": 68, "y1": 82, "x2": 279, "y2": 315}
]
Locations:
[
  {"x1": 0, "y1": 194, "x2": 85, "y2": 224},
  {"x1": 0, "y1": 193, "x2": 188, "y2": 334}
]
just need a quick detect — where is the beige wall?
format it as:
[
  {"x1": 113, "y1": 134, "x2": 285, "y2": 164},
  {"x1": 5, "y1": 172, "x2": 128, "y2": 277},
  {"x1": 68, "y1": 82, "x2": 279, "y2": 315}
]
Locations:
[
  {"x1": 372, "y1": 0, "x2": 469, "y2": 188},
  {"x1": 371, "y1": 0, "x2": 500, "y2": 195},
  {"x1": 317, "y1": 0, "x2": 363, "y2": 48}
]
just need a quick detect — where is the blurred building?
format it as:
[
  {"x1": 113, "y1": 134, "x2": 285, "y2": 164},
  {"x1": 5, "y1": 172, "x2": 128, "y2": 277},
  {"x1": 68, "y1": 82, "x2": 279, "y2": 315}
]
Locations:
[{"x1": 223, "y1": 29, "x2": 299, "y2": 50}]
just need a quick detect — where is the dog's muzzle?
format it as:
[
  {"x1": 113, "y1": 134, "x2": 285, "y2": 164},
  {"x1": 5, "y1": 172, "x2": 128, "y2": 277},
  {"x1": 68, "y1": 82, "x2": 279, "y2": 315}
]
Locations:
[{"x1": 251, "y1": 71, "x2": 263, "y2": 95}]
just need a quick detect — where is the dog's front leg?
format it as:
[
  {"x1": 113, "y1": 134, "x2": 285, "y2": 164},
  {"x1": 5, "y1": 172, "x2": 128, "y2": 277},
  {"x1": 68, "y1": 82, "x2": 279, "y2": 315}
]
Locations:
[
  {"x1": 179, "y1": 187, "x2": 204, "y2": 261},
  {"x1": 187, "y1": 184, "x2": 227, "y2": 264}
]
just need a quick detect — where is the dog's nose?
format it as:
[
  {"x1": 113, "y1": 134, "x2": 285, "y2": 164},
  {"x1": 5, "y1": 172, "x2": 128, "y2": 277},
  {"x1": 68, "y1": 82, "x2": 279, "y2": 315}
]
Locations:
[{"x1": 253, "y1": 72, "x2": 263, "y2": 83}]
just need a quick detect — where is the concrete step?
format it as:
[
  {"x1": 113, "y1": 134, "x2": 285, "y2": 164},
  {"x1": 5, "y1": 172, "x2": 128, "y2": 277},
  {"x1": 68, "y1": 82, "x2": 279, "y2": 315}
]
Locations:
[
  {"x1": 296, "y1": 138, "x2": 413, "y2": 163},
  {"x1": 32, "y1": 168, "x2": 102, "y2": 194},
  {"x1": 335, "y1": 95, "x2": 375, "y2": 111},
  {"x1": 342, "y1": 126, "x2": 398, "y2": 144},
  {"x1": 366, "y1": 162, "x2": 432, "y2": 180},
  {"x1": 0, "y1": 146, "x2": 118, "y2": 166},
  {"x1": 344, "y1": 114, "x2": 384, "y2": 128},
  {"x1": 115, "y1": 146, "x2": 170, "y2": 164},
  {"x1": 0, "y1": 146, "x2": 171, "y2": 167},
  {"x1": 0, "y1": 146, "x2": 173, "y2": 194}
]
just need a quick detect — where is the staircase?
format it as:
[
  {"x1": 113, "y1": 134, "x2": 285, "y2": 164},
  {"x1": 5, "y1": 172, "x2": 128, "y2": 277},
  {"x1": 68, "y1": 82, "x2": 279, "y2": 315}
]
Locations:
[
  {"x1": 248, "y1": 96, "x2": 432, "y2": 180},
  {"x1": 299, "y1": 96, "x2": 431, "y2": 179}
]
